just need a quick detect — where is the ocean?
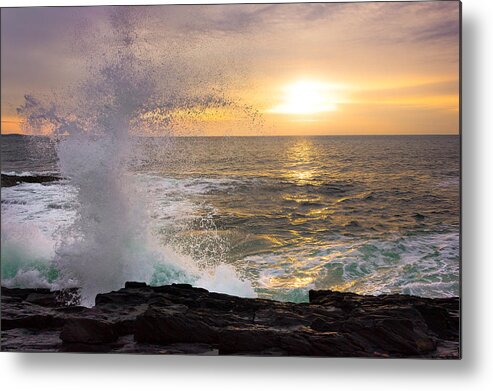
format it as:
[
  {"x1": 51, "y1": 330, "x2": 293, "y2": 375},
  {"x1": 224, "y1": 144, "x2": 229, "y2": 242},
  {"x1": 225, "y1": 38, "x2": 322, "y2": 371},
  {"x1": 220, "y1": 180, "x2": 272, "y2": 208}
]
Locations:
[{"x1": 1, "y1": 134, "x2": 460, "y2": 302}]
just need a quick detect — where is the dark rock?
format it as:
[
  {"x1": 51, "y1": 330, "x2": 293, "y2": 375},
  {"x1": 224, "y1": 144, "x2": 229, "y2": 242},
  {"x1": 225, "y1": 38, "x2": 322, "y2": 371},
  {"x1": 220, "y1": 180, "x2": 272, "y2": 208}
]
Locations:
[
  {"x1": 125, "y1": 281, "x2": 148, "y2": 289},
  {"x1": 1, "y1": 283, "x2": 460, "y2": 357},
  {"x1": 1, "y1": 329, "x2": 62, "y2": 352},
  {"x1": 1, "y1": 287, "x2": 53, "y2": 301},
  {"x1": 218, "y1": 327, "x2": 281, "y2": 355},
  {"x1": 135, "y1": 305, "x2": 218, "y2": 345},
  {"x1": 2, "y1": 313, "x2": 65, "y2": 331},
  {"x1": 1, "y1": 174, "x2": 62, "y2": 188},
  {"x1": 1, "y1": 295, "x2": 65, "y2": 331},
  {"x1": 25, "y1": 293, "x2": 62, "y2": 307},
  {"x1": 415, "y1": 302, "x2": 459, "y2": 340},
  {"x1": 60, "y1": 318, "x2": 118, "y2": 344},
  {"x1": 60, "y1": 342, "x2": 115, "y2": 353}
]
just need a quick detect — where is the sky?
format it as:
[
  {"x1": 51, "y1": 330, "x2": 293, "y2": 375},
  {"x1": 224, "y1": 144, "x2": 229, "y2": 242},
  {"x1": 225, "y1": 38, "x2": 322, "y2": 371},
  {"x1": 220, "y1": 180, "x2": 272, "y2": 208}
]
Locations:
[{"x1": 1, "y1": 1, "x2": 460, "y2": 136}]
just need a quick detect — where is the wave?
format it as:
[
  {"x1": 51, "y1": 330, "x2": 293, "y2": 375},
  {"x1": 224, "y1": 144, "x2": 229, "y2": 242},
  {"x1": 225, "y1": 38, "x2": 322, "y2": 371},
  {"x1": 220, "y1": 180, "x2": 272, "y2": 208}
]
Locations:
[
  {"x1": 242, "y1": 231, "x2": 459, "y2": 302},
  {"x1": 1, "y1": 219, "x2": 256, "y2": 302},
  {"x1": 2, "y1": 169, "x2": 459, "y2": 303},
  {"x1": 1, "y1": 174, "x2": 256, "y2": 304},
  {"x1": 1, "y1": 170, "x2": 59, "y2": 177}
]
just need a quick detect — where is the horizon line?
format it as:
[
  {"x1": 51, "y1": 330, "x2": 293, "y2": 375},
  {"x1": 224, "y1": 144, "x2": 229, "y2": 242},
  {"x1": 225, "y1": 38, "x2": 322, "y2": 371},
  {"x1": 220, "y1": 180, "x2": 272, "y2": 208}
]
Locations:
[{"x1": 1, "y1": 132, "x2": 460, "y2": 138}]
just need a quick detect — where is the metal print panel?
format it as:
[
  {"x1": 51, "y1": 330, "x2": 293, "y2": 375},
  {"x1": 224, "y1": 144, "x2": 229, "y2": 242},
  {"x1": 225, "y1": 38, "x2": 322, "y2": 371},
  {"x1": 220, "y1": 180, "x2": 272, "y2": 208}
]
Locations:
[{"x1": 0, "y1": 1, "x2": 461, "y2": 357}]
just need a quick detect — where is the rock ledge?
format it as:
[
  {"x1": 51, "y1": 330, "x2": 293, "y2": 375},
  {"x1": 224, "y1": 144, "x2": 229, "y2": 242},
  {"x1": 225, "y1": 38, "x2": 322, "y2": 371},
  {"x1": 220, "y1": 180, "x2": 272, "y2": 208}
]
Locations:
[{"x1": 1, "y1": 283, "x2": 460, "y2": 357}]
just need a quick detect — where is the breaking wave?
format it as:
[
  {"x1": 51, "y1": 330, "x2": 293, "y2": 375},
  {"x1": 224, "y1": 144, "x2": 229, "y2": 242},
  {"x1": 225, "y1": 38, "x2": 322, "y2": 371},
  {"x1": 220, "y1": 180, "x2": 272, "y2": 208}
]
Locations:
[{"x1": 8, "y1": 8, "x2": 256, "y2": 305}]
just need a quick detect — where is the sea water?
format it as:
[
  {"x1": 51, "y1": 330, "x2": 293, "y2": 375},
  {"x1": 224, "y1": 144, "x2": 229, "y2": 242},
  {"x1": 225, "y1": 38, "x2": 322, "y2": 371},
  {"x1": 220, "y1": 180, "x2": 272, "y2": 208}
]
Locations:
[{"x1": 1, "y1": 134, "x2": 460, "y2": 303}]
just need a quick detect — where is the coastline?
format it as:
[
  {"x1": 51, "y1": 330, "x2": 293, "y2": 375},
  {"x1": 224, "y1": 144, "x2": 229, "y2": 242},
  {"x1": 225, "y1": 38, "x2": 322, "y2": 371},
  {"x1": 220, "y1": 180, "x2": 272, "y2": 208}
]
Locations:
[
  {"x1": 1, "y1": 173, "x2": 62, "y2": 187},
  {"x1": 1, "y1": 282, "x2": 460, "y2": 358}
]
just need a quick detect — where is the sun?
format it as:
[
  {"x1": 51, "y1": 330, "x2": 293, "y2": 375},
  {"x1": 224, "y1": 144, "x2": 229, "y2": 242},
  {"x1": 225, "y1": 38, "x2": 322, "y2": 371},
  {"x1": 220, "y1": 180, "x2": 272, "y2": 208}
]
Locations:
[{"x1": 268, "y1": 80, "x2": 338, "y2": 115}]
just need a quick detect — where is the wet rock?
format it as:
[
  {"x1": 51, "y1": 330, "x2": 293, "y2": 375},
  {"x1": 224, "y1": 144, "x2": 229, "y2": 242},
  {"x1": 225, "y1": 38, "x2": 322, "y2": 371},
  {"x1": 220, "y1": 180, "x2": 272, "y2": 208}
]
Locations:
[
  {"x1": 60, "y1": 318, "x2": 118, "y2": 344},
  {"x1": 1, "y1": 283, "x2": 460, "y2": 357},
  {"x1": 1, "y1": 291, "x2": 65, "y2": 331},
  {"x1": 134, "y1": 305, "x2": 218, "y2": 345},
  {"x1": 1, "y1": 329, "x2": 62, "y2": 352},
  {"x1": 1, "y1": 174, "x2": 62, "y2": 187},
  {"x1": 2, "y1": 287, "x2": 53, "y2": 301},
  {"x1": 125, "y1": 281, "x2": 148, "y2": 289},
  {"x1": 25, "y1": 292, "x2": 62, "y2": 307}
]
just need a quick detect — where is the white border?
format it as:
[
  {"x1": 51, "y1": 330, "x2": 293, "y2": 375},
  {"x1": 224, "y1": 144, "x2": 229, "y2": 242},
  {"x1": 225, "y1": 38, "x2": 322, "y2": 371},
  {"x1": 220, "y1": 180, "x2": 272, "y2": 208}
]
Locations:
[{"x1": 2, "y1": 0, "x2": 493, "y2": 390}]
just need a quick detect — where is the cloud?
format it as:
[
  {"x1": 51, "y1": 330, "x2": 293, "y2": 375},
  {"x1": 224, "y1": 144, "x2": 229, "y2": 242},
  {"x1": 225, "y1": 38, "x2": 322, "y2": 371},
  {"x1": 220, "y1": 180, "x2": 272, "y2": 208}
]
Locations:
[{"x1": 1, "y1": 2, "x2": 460, "y2": 135}]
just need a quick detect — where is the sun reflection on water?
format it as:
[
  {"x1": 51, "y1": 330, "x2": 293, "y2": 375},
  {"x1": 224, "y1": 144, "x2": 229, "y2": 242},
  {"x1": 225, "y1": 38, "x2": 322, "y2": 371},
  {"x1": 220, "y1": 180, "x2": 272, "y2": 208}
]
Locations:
[{"x1": 284, "y1": 139, "x2": 318, "y2": 185}]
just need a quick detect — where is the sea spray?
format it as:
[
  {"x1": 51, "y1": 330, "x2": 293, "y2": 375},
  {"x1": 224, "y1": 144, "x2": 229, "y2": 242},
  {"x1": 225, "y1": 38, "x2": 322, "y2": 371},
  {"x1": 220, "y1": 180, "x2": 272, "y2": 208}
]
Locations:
[{"x1": 15, "y1": 8, "x2": 257, "y2": 305}]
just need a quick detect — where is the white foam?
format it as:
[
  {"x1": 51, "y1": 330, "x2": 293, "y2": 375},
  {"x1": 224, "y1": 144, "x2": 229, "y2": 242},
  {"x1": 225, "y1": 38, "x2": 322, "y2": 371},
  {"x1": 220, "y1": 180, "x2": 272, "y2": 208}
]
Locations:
[
  {"x1": 2, "y1": 171, "x2": 35, "y2": 176},
  {"x1": 10, "y1": 9, "x2": 257, "y2": 305},
  {"x1": 1, "y1": 221, "x2": 55, "y2": 261},
  {"x1": 2, "y1": 269, "x2": 53, "y2": 289},
  {"x1": 1, "y1": 170, "x2": 58, "y2": 177},
  {"x1": 245, "y1": 232, "x2": 459, "y2": 299},
  {"x1": 196, "y1": 263, "x2": 256, "y2": 298}
]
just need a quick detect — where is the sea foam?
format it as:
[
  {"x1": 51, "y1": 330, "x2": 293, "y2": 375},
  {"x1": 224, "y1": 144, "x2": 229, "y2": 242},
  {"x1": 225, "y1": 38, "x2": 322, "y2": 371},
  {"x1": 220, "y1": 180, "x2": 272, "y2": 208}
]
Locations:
[{"x1": 11, "y1": 8, "x2": 255, "y2": 305}]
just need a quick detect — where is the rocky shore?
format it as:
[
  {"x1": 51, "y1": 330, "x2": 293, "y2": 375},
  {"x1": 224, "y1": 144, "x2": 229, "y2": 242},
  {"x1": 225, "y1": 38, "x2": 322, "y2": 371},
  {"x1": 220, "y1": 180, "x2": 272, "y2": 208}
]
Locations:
[
  {"x1": 1, "y1": 282, "x2": 460, "y2": 357},
  {"x1": 1, "y1": 173, "x2": 62, "y2": 187}
]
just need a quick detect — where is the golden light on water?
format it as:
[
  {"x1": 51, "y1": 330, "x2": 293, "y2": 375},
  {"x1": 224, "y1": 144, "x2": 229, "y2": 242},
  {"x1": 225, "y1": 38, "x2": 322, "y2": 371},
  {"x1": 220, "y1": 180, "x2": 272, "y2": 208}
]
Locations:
[
  {"x1": 268, "y1": 80, "x2": 339, "y2": 115},
  {"x1": 284, "y1": 139, "x2": 317, "y2": 185}
]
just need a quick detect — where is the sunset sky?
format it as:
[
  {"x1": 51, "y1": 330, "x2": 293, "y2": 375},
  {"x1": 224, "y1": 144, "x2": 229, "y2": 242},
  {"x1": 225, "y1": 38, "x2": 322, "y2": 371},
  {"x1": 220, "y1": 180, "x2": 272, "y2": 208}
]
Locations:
[{"x1": 1, "y1": 1, "x2": 460, "y2": 136}]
